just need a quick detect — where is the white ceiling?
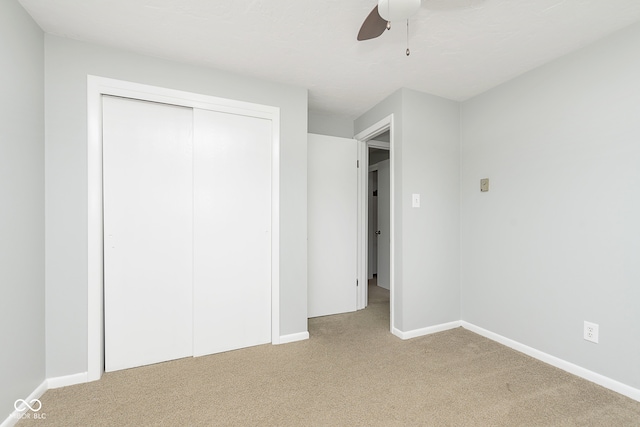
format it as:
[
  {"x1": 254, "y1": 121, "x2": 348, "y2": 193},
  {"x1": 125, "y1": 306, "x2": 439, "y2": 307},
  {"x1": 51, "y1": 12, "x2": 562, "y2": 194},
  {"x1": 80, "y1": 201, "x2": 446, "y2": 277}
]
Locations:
[{"x1": 18, "y1": 0, "x2": 640, "y2": 118}]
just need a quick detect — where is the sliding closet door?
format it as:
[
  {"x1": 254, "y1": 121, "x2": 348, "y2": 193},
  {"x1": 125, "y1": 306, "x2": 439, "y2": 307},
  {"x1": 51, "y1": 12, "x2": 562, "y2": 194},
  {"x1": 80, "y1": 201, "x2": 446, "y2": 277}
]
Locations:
[
  {"x1": 193, "y1": 109, "x2": 272, "y2": 356},
  {"x1": 103, "y1": 96, "x2": 194, "y2": 372}
]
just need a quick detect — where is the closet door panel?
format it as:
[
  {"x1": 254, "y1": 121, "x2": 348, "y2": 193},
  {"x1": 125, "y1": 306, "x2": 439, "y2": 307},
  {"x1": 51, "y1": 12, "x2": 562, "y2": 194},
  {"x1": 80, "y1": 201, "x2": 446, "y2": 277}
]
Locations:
[
  {"x1": 193, "y1": 109, "x2": 272, "y2": 356},
  {"x1": 103, "y1": 96, "x2": 194, "y2": 372}
]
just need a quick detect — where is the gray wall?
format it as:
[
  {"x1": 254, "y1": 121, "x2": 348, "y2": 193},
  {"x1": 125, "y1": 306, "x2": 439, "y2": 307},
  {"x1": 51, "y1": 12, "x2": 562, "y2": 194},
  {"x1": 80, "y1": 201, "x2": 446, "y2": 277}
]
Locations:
[
  {"x1": 355, "y1": 89, "x2": 461, "y2": 332},
  {"x1": 308, "y1": 111, "x2": 354, "y2": 138},
  {"x1": 461, "y1": 22, "x2": 640, "y2": 389},
  {"x1": 401, "y1": 90, "x2": 460, "y2": 331},
  {"x1": 44, "y1": 35, "x2": 309, "y2": 377},
  {"x1": 369, "y1": 148, "x2": 390, "y2": 166},
  {"x1": 0, "y1": 0, "x2": 45, "y2": 418}
]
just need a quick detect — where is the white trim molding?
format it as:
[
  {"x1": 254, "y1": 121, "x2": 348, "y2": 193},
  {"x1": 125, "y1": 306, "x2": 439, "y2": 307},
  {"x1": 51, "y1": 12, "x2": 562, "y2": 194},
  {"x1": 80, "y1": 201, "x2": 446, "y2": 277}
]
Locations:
[
  {"x1": 278, "y1": 331, "x2": 310, "y2": 345},
  {"x1": 354, "y1": 115, "x2": 394, "y2": 142},
  {"x1": 87, "y1": 75, "x2": 281, "y2": 381},
  {"x1": 368, "y1": 140, "x2": 390, "y2": 150},
  {"x1": 392, "y1": 321, "x2": 462, "y2": 340},
  {"x1": 461, "y1": 321, "x2": 640, "y2": 402},
  {"x1": 47, "y1": 372, "x2": 89, "y2": 390},
  {"x1": 1, "y1": 373, "x2": 91, "y2": 427},
  {"x1": 1, "y1": 380, "x2": 47, "y2": 427}
]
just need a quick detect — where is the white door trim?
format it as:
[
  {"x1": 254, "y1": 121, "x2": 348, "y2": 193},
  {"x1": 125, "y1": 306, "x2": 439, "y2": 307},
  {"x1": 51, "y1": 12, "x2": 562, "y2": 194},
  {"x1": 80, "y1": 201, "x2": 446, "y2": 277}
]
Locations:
[
  {"x1": 368, "y1": 140, "x2": 390, "y2": 150},
  {"x1": 354, "y1": 114, "x2": 395, "y2": 333},
  {"x1": 87, "y1": 75, "x2": 281, "y2": 382}
]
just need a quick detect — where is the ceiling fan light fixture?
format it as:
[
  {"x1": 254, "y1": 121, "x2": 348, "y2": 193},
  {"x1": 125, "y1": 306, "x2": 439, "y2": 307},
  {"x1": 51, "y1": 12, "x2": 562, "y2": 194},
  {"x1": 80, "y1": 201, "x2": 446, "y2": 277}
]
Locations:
[{"x1": 377, "y1": 0, "x2": 421, "y2": 22}]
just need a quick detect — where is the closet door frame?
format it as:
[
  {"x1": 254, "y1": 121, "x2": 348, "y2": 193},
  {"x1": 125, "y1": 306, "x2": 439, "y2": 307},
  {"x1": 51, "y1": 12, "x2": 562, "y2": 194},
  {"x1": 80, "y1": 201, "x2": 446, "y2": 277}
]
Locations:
[{"x1": 87, "y1": 75, "x2": 280, "y2": 382}]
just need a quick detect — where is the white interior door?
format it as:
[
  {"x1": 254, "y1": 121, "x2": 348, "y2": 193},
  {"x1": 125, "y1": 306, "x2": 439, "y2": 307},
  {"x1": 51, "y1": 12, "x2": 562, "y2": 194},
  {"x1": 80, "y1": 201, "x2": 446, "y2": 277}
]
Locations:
[
  {"x1": 377, "y1": 159, "x2": 390, "y2": 290},
  {"x1": 103, "y1": 96, "x2": 194, "y2": 372},
  {"x1": 308, "y1": 133, "x2": 357, "y2": 318},
  {"x1": 193, "y1": 109, "x2": 272, "y2": 356}
]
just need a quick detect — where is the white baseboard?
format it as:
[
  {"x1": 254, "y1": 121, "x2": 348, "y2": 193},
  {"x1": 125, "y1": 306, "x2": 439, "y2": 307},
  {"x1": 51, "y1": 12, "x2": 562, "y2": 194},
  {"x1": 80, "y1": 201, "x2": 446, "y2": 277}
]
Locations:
[
  {"x1": 392, "y1": 320, "x2": 461, "y2": 340},
  {"x1": 461, "y1": 321, "x2": 640, "y2": 402},
  {"x1": 1, "y1": 380, "x2": 47, "y2": 427},
  {"x1": 47, "y1": 372, "x2": 88, "y2": 389},
  {"x1": 278, "y1": 331, "x2": 310, "y2": 344}
]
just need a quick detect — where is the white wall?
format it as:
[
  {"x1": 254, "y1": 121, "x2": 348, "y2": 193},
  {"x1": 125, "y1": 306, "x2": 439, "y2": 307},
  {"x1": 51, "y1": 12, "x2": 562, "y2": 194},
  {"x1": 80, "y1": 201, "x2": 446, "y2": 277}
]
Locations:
[
  {"x1": 308, "y1": 111, "x2": 354, "y2": 138},
  {"x1": 44, "y1": 35, "x2": 309, "y2": 378},
  {"x1": 461, "y1": 22, "x2": 640, "y2": 389},
  {"x1": 355, "y1": 89, "x2": 461, "y2": 332},
  {"x1": 0, "y1": 0, "x2": 45, "y2": 418}
]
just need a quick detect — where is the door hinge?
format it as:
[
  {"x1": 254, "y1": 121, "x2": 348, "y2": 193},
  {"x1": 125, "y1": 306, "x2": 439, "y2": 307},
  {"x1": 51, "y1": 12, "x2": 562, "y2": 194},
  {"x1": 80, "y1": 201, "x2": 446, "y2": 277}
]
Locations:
[
  {"x1": 356, "y1": 279, "x2": 359, "y2": 287},
  {"x1": 357, "y1": 160, "x2": 360, "y2": 168}
]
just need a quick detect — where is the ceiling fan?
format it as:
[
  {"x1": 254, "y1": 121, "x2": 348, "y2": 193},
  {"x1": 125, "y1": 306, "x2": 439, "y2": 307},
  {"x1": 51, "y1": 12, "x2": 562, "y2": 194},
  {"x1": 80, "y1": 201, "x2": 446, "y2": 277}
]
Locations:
[{"x1": 357, "y1": 0, "x2": 422, "y2": 54}]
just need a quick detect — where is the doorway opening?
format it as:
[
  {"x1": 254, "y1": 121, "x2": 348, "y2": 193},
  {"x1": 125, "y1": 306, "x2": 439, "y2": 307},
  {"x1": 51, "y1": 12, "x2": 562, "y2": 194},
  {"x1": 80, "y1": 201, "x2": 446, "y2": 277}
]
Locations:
[
  {"x1": 355, "y1": 115, "x2": 394, "y2": 333},
  {"x1": 368, "y1": 145, "x2": 390, "y2": 291}
]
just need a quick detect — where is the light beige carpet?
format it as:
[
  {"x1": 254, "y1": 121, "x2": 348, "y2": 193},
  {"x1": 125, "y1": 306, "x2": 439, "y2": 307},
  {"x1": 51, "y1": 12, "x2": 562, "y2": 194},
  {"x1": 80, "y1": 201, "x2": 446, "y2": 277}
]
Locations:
[{"x1": 18, "y1": 283, "x2": 640, "y2": 426}]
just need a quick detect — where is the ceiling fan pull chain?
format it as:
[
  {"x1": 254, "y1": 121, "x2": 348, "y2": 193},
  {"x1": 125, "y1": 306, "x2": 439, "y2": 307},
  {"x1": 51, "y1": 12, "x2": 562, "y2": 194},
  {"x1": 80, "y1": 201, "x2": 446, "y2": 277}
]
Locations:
[{"x1": 406, "y1": 19, "x2": 410, "y2": 56}]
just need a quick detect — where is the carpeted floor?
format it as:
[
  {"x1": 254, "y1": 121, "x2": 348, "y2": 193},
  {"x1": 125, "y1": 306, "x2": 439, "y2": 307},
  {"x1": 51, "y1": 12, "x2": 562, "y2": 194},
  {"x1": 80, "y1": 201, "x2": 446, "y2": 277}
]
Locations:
[{"x1": 17, "y1": 282, "x2": 640, "y2": 426}]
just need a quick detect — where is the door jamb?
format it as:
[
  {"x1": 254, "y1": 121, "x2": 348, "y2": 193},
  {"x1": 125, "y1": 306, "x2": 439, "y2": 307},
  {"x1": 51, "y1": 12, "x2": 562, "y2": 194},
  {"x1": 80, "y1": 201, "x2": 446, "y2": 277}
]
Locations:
[
  {"x1": 354, "y1": 115, "x2": 394, "y2": 333},
  {"x1": 87, "y1": 76, "x2": 280, "y2": 382}
]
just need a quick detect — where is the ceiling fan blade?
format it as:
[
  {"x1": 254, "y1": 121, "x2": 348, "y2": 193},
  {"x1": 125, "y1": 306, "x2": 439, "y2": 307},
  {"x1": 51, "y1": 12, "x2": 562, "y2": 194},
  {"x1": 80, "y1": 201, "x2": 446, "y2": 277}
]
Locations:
[{"x1": 357, "y1": 5, "x2": 387, "y2": 41}]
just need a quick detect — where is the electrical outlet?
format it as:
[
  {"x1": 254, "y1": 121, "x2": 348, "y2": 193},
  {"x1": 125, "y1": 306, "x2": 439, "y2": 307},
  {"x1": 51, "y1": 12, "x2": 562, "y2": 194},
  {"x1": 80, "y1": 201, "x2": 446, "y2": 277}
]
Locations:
[{"x1": 584, "y1": 321, "x2": 599, "y2": 344}]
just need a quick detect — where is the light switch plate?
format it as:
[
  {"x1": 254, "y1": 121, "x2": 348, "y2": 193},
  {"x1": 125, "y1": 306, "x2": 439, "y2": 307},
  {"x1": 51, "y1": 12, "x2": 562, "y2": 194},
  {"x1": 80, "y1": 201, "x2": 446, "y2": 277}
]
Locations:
[
  {"x1": 480, "y1": 178, "x2": 489, "y2": 192},
  {"x1": 412, "y1": 194, "x2": 420, "y2": 208}
]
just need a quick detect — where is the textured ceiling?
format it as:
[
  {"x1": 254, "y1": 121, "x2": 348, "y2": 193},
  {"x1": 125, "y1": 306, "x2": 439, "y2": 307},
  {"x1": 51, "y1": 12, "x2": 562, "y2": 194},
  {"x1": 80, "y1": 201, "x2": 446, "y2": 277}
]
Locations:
[{"x1": 18, "y1": 0, "x2": 640, "y2": 118}]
